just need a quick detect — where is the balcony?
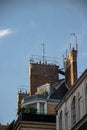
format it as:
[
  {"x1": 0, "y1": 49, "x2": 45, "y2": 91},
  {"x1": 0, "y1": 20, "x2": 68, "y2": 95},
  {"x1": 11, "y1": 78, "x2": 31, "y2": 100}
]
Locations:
[
  {"x1": 13, "y1": 112, "x2": 56, "y2": 130},
  {"x1": 17, "y1": 112, "x2": 56, "y2": 123}
]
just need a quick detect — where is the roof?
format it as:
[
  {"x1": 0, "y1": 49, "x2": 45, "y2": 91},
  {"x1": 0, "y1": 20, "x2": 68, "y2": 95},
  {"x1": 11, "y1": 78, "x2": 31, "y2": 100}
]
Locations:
[
  {"x1": 48, "y1": 80, "x2": 68, "y2": 100},
  {"x1": 22, "y1": 79, "x2": 68, "y2": 105},
  {"x1": 22, "y1": 94, "x2": 47, "y2": 104}
]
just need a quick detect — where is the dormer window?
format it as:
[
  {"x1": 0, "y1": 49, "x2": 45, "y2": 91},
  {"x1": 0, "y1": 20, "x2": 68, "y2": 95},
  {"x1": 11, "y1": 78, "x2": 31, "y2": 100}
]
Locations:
[{"x1": 40, "y1": 102, "x2": 45, "y2": 114}]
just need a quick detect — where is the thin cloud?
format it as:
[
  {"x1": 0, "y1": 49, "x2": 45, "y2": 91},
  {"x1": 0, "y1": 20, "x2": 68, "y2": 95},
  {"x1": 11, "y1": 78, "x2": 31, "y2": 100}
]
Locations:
[{"x1": 0, "y1": 28, "x2": 13, "y2": 38}]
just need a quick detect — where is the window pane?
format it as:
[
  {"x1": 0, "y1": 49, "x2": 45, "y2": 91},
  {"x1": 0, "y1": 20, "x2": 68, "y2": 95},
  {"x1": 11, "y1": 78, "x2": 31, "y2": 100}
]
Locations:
[{"x1": 40, "y1": 103, "x2": 44, "y2": 113}]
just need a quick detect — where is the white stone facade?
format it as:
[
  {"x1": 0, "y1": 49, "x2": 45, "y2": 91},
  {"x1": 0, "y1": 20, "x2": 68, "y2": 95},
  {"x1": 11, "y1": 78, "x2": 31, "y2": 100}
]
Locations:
[{"x1": 56, "y1": 70, "x2": 87, "y2": 130}]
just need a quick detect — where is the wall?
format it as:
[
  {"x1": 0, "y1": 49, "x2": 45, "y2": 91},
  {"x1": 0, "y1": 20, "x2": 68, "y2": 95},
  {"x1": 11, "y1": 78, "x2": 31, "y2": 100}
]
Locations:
[
  {"x1": 64, "y1": 48, "x2": 77, "y2": 87},
  {"x1": 56, "y1": 76, "x2": 87, "y2": 130},
  {"x1": 0, "y1": 124, "x2": 7, "y2": 130},
  {"x1": 29, "y1": 63, "x2": 59, "y2": 95},
  {"x1": 47, "y1": 102, "x2": 57, "y2": 114},
  {"x1": 14, "y1": 121, "x2": 56, "y2": 130},
  {"x1": 17, "y1": 92, "x2": 29, "y2": 109}
]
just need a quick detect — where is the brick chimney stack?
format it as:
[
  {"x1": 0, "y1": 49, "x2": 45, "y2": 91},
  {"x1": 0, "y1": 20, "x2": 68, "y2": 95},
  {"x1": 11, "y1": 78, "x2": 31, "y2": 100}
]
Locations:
[
  {"x1": 17, "y1": 91, "x2": 29, "y2": 110},
  {"x1": 64, "y1": 48, "x2": 78, "y2": 87},
  {"x1": 29, "y1": 62, "x2": 59, "y2": 96}
]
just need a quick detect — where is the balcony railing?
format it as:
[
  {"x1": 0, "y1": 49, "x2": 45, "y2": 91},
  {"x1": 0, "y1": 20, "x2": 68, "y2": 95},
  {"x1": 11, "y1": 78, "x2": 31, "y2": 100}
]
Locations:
[
  {"x1": 18, "y1": 112, "x2": 56, "y2": 123},
  {"x1": 13, "y1": 112, "x2": 56, "y2": 130}
]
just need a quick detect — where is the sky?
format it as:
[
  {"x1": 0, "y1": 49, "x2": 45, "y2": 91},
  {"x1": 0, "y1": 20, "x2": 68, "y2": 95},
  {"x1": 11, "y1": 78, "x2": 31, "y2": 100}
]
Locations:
[{"x1": 0, "y1": 0, "x2": 87, "y2": 125}]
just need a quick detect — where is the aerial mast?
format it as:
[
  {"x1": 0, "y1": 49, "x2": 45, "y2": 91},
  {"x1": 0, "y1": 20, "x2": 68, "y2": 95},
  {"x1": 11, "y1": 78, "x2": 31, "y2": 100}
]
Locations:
[
  {"x1": 41, "y1": 43, "x2": 45, "y2": 63},
  {"x1": 70, "y1": 33, "x2": 78, "y2": 53}
]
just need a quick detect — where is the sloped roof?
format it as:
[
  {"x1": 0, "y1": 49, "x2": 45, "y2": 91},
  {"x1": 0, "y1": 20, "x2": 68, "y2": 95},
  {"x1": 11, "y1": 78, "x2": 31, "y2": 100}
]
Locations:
[
  {"x1": 22, "y1": 80, "x2": 68, "y2": 104},
  {"x1": 22, "y1": 94, "x2": 47, "y2": 104},
  {"x1": 48, "y1": 80, "x2": 68, "y2": 100}
]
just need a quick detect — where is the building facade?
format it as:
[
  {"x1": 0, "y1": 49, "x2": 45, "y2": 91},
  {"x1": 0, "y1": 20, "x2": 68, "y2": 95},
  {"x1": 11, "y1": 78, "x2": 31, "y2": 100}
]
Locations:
[
  {"x1": 16, "y1": 46, "x2": 80, "y2": 130},
  {"x1": 21, "y1": 81, "x2": 68, "y2": 115},
  {"x1": 0, "y1": 124, "x2": 8, "y2": 130},
  {"x1": 17, "y1": 61, "x2": 59, "y2": 109},
  {"x1": 14, "y1": 113, "x2": 56, "y2": 130},
  {"x1": 56, "y1": 69, "x2": 87, "y2": 130}
]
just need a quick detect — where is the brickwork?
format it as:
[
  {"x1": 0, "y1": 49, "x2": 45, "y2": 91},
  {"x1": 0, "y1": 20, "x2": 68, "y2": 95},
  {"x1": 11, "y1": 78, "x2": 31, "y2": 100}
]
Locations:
[
  {"x1": 0, "y1": 124, "x2": 7, "y2": 130},
  {"x1": 29, "y1": 63, "x2": 59, "y2": 95},
  {"x1": 64, "y1": 48, "x2": 77, "y2": 87},
  {"x1": 17, "y1": 92, "x2": 29, "y2": 109},
  {"x1": 47, "y1": 103, "x2": 56, "y2": 114}
]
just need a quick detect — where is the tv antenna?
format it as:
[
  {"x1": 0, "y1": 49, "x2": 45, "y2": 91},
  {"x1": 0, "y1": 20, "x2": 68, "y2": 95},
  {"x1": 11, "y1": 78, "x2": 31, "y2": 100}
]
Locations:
[
  {"x1": 41, "y1": 43, "x2": 45, "y2": 63},
  {"x1": 70, "y1": 33, "x2": 78, "y2": 51}
]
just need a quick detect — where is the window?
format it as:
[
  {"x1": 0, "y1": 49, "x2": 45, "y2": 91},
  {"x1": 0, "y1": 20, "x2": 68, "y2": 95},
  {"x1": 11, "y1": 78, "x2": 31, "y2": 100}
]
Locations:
[
  {"x1": 65, "y1": 112, "x2": 68, "y2": 130},
  {"x1": 40, "y1": 103, "x2": 45, "y2": 113},
  {"x1": 28, "y1": 103, "x2": 37, "y2": 109},
  {"x1": 59, "y1": 111, "x2": 63, "y2": 130},
  {"x1": 65, "y1": 107, "x2": 68, "y2": 130},
  {"x1": 78, "y1": 92, "x2": 81, "y2": 120},
  {"x1": 85, "y1": 83, "x2": 87, "y2": 113},
  {"x1": 71, "y1": 96, "x2": 76, "y2": 126}
]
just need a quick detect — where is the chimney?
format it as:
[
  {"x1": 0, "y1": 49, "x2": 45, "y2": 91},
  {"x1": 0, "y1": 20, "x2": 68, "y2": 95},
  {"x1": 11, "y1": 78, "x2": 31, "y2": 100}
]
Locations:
[
  {"x1": 64, "y1": 48, "x2": 78, "y2": 87},
  {"x1": 29, "y1": 62, "x2": 59, "y2": 96},
  {"x1": 17, "y1": 91, "x2": 29, "y2": 110}
]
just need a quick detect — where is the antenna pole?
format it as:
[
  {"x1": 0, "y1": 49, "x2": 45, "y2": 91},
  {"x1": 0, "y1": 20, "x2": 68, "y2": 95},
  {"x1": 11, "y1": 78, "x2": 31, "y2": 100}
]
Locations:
[
  {"x1": 70, "y1": 33, "x2": 78, "y2": 51},
  {"x1": 41, "y1": 43, "x2": 45, "y2": 63},
  {"x1": 70, "y1": 43, "x2": 71, "y2": 50},
  {"x1": 70, "y1": 33, "x2": 78, "y2": 56},
  {"x1": 73, "y1": 33, "x2": 78, "y2": 53}
]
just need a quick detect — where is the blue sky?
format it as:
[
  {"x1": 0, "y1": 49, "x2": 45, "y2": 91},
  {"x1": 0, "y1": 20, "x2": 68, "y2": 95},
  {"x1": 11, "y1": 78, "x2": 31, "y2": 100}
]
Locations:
[{"x1": 0, "y1": 0, "x2": 87, "y2": 124}]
